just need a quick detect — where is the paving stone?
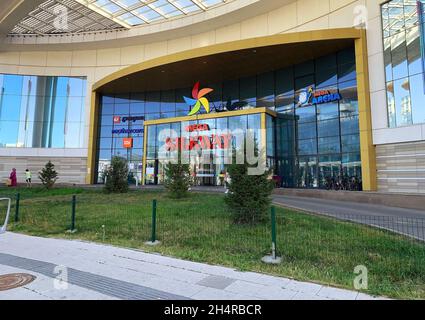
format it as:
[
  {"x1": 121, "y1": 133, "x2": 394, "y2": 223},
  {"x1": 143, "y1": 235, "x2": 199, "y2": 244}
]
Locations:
[
  {"x1": 0, "y1": 232, "x2": 387, "y2": 300},
  {"x1": 292, "y1": 291, "x2": 332, "y2": 300},
  {"x1": 317, "y1": 286, "x2": 359, "y2": 300},
  {"x1": 284, "y1": 280, "x2": 323, "y2": 295},
  {"x1": 225, "y1": 280, "x2": 297, "y2": 300},
  {"x1": 197, "y1": 275, "x2": 236, "y2": 290}
]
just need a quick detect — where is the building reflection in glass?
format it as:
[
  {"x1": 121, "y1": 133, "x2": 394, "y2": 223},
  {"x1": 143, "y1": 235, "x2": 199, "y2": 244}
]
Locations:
[{"x1": 0, "y1": 74, "x2": 87, "y2": 148}]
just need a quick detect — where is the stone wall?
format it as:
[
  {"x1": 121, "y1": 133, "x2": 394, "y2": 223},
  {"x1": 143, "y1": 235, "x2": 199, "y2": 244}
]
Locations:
[
  {"x1": 376, "y1": 141, "x2": 425, "y2": 194},
  {"x1": 0, "y1": 156, "x2": 87, "y2": 185}
]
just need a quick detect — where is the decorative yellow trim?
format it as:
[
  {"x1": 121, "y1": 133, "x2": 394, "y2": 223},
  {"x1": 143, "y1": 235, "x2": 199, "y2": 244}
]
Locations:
[
  {"x1": 142, "y1": 121, "x2": 148, "y2": 185},
  {"x1": 93, "y1": 28, "x2": 362, "y2": 91},
  {"x1": 144, "y1": 107, "x2": 276, "y2": 126},
  {"x1": 355, "y1": 31, "x2": 377, "y2": 191},
  {"x1": 86, "y1": 91, "x2": 99, "y2": 184},
  {"x1": 260, "y1": 111, "x2": 267, "y2": 150}
]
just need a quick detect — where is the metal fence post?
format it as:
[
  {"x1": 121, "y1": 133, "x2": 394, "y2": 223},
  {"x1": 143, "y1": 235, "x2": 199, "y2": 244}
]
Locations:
[
  {"x1": 145, "y1": 199, "x2": 160, "y2": 245},
  {"x1": 14, "y1": 193, "x2": 20, "y2": 222},
  {"x1": 261, "y1": 206, "x2": 282, "y2": 264},
  {"x1": 151, "y1": 199, "x2": 157, "y2": 242},
  {"x1": 271, "y1": 206, "x2": 277, "y2": 259},
  {"x1": 70, "y1": 195, "x2": 76, "y2": 232}
]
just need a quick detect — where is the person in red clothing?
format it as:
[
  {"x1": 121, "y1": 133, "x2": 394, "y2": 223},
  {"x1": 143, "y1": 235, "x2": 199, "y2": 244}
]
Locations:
[{"x1": 9, "y1": 168, "x2": 17, "y2": 187}]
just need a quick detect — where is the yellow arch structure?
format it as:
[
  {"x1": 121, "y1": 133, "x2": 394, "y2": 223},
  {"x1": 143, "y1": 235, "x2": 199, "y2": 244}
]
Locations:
[{"x1": 87, "y1": 28, "x2": 377, "y2": 191}]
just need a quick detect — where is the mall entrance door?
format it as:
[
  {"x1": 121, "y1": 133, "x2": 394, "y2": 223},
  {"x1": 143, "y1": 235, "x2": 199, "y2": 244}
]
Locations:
[{"x1": 194, "y1": 164, "x2": 216, "y2": 186}]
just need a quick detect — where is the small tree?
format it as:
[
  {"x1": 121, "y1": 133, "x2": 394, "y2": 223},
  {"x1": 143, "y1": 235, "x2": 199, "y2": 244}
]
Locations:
[
  {"x1": 104, "y1": 156, "x2": 129, "y2": 193},
  {"x1": 39, "y1": 161, "x2": 58, "y2": 189},
  {"x1": 225, "y1": 138, "x2": 274, "y2": 224},
  {"x1": 164, "y1": 159, "x2": 192, "y2": 199}
]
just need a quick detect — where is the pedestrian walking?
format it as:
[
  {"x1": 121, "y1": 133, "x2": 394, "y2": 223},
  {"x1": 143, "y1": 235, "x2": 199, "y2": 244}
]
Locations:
[
  {"x1": 25, "y1": 169, "x2": 32, "y2": 187},
  {"x1": 224, "y1": 171, "x2": 231, "y2": 194}
]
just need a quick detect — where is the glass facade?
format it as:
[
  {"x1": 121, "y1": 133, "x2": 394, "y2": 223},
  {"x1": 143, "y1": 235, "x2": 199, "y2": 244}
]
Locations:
[
  {"x1": 96, "y1": 46, "x2": 360, "y2": 188},
  {"x1": 382, "y1": 0, "x2": 425, "y2": 127},
  {"x1": 0, "y1": 74, "x2": 87, "y2": 148},
  {"x1": 144, "y1": 113, "x2": 264, "y2": 186},
  {"x1": 274, "y1": 49, "x2": 360, "y2": 188}
]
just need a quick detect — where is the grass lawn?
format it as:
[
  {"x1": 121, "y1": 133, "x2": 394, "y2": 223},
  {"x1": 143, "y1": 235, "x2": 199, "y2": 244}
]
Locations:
[{"x1": 1, "y1": 186, "x2": 424, "y2": 299}]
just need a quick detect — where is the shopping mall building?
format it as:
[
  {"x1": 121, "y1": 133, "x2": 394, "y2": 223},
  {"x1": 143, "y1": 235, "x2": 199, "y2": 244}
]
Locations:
[{"x1": 0, "y1": 0, "x2": 424, "y2": 193}]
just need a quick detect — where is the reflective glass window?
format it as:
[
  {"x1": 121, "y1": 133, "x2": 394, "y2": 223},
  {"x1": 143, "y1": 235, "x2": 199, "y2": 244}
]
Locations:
[
  {"x1": 341, "y1": 134, "x2": 360, "y2": 153},
  {"x1": 145, "y1": 91, "x2": 160, "y2": 113},
  {"x1": 257, "y1": 72, "x2": 275, "y2": 108},
  {"x1": 316, "y1": 54, "x2": 337, "y2": 88},
  {"x1": 296, "y1": 105, "x2": 316, "y2": 123},
  {"x1": 318, "y1": 119, "x2": 340, "y2": 137},
  {"x1": 0, "y1": 74, "x2": 86, "y2": 149},
  {"x1": 222, "y1": 80, "x2": 239, "y2": 106},
  {"x1": 318, "y1": 136, "x2": 341, "y2": 154},
  {"x1": 410, "y1": 73, "x2": 425, "y2": 124},
  {"x1": 239, "y1": 76, "x2": 256, "y2": 107},
  {"x1": 297, "y1": 122, "x2": 317, "y2": 140},
  {"x1": 393, "y1": 77, "x2": 412, "y2": 126},
  {"x1": 298, "y1": 138, "x2": 317, "y2": 155},
  {"x1": 382, "y1": 0, "x2": 425, "y2": 126},
  {"x1": 161, "y1": 90, "x2": 176, "y2": 114},
  {"x1": 317, "y1": 103, "x2": 339, "y2": 121}
]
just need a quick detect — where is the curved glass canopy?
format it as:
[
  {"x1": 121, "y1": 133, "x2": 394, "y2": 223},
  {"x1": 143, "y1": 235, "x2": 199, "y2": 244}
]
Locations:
[
  {"x1": 10, "y1": 0, "x2": 229, "y2": 35},
  {"x1": 88, "y1": 0, "x2": 227, "y2": 26}
]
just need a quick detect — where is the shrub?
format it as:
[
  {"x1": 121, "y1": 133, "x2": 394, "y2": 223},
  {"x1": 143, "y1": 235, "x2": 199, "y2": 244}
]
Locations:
[
  {"x1": 164, "y1": 160, "x2": 192, "y2": 199},
  {"x1": 104, "y1": 156, "x2": 129, "y2": 193},
  {"x1": 225, "y1": 141, "x2": 274, "y2": 224},
  {"x1": 38, "y1": 161, "x2": 58, "y2": 189}
]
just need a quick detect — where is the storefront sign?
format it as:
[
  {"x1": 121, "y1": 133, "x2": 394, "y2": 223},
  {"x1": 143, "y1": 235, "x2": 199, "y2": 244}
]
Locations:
[
  {"x1": 184, "y1": 82, "x2": 214, "y2": 116},
  {"x1": 112, "y1": 128, "x2": 143, "y2": 134},
  {"x1": 298, "y1": 86, "x2": 341, "y2": 107},
  {"x1": 164, "y1": 134, "x2": 232, "y2": 152},
  {"x1": 113, "y1": 116, "x2": 121, "y2": 124},
  {"x1": 123, "y1": 138, "x2": 133, "y2": 148},
  {"x1": 211, "y1": 99, "x2": 248, "y2": 113},
  {"x1": 113, "y1": 116, "x2": 145, "y2": 123},
  {"x1": 185, "y1": 124, "x2": 210, "y2": 132}
]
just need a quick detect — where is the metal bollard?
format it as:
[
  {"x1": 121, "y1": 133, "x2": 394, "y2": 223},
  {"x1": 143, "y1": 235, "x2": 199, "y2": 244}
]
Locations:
[
  {"x1": 145, "y1": 199, "x2": 160, "y2": 246},
  {"x1": 70, "y1": 195, "x2": 76, "y2": 233},
  {"x1": 15, "y1": 193, "x2": 20, "y2": 222},
  {"x1": 151, "y1": 199, "x2": 157, "y2": 242},
  {"x1": 261, "y1": 206, "x2": 282, "y2": 264}
]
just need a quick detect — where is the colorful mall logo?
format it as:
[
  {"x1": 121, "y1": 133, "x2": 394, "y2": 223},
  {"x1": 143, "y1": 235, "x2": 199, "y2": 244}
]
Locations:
[
  {"x1": 184, "y1": 82, "x2": 214, "y2": 116},
  {"x1": 297, "y1": 86, "x2": 342, "y2": 107}
]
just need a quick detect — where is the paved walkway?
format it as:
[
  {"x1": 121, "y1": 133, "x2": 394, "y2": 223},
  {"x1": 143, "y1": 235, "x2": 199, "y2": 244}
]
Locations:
[
  {"x1": 0, "y1": 232, "x2": 385, "y2": 300},
  {"x1": 272, "y1": 195, "x2": 425, "y2": 241}
]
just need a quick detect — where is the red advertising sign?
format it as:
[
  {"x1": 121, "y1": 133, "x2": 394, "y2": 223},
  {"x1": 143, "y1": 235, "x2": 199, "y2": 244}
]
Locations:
[
  {"x1": 164, "y1": 134, "x2": 232, "y2": 152},
  {"x1": 123, "y1": 138, "x2": 133, "y2": 148},
  {"x1": 185, "y1": 124, "x2": 210, "y2": 132},
  {"x1": 113, "y1": 116, "x2": 121, "y2": 124}
]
